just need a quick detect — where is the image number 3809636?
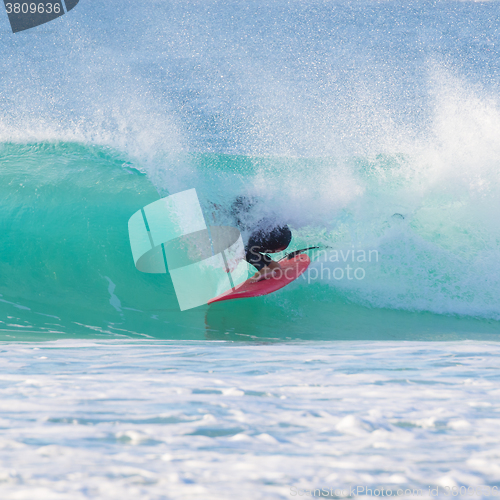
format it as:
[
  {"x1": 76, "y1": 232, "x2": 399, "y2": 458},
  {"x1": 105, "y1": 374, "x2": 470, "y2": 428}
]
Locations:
[{"x1": 3, "y1": 0, "x2": 79, "y2": 33}]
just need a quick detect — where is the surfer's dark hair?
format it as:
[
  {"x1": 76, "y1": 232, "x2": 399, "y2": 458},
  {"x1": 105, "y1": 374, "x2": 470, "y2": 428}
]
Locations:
[
  {"x1": 244, "y1": 224, "x2": 292, "y2": 270},
  {"x1": 248, "y1": 224, "x2": 292, "y2": 253},
  {"x1": 267, "y1": 225, "x2": 292, "y2": 250}
]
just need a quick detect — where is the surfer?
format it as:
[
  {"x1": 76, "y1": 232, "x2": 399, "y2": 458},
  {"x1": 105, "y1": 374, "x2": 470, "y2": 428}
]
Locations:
[
  {"x1": 245, "y1": 225, "x2": 292, "y2": 282},
  {"x1": 230, "y1": 196, "x2": 292, "y2": 282}
]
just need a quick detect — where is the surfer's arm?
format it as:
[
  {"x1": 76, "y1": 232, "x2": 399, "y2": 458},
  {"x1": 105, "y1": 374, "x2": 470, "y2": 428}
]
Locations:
[{"x1": 249, "y1": 259, "x2": 281, "y2": 282}]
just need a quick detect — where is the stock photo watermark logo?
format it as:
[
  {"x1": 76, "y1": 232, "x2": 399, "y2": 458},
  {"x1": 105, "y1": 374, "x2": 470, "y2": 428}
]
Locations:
[
  {"x1": 3, "y1": 0, "x2": 79, "y2": 33},
  {"x1": 301, "y1": 248, "x2": 379, "y2": 284},
  {"x1": 290, "y1": 485, "x2": 500, "y2": 497},
  {"x1": 128, "y1": 188, "x2": 379, "y2": 310},
  {"x1": 128, "y1": 189, "x2": 249, "y2": 311}
]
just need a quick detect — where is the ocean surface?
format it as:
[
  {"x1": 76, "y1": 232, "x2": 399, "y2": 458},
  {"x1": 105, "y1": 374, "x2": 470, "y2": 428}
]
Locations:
[
  {"x1": 1, "y1": 0, "x2": 500, "y2": 498},
  {"x1": 2, "y1": 340, "x2": 500, "y2": 499}
]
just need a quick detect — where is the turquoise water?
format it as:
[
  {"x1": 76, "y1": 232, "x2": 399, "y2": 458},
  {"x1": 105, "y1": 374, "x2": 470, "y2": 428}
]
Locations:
[
  {"x1": 1, "y1": 1, "x2": 500, "y2": 498},
  {"x1": 1, "y1": 1, "x2": 499, "y2": 341},
  {"x1": 1, "y1": 142, "x2": 499, "y2": 341}
]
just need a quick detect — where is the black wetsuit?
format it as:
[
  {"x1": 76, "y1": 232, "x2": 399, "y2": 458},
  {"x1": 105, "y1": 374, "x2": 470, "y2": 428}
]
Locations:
[
  {"x1": 230, "y1": 197, "x2": 292, "y2": 271},
  {"x1": 245, "y1": 224, "x2": 292, "y2": 271}
]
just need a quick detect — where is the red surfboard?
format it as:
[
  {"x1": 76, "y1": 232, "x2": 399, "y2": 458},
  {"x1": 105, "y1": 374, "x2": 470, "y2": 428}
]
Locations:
[{"x1": 208, "y1": 252, "x2": 311, "y2": 304}]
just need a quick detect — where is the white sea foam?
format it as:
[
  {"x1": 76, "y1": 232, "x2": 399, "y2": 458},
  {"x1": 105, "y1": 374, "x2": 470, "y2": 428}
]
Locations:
[{"x1": 0, "y1": 340, "x2": 499, "y2": 499}]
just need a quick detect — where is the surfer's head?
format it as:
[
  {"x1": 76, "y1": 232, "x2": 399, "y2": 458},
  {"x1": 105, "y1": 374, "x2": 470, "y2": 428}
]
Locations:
[{"x1": 265, "y1": 225, "x2": 292, "y2": 253}]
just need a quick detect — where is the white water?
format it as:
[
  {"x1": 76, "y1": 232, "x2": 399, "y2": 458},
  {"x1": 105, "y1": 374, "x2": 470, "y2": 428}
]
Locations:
[
  {"x1": 1, "y1": 340, "x2": 499, "y2": 499},
  {"x1": 2, "y1": 1, "x2": 500, "y2": 496}
]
